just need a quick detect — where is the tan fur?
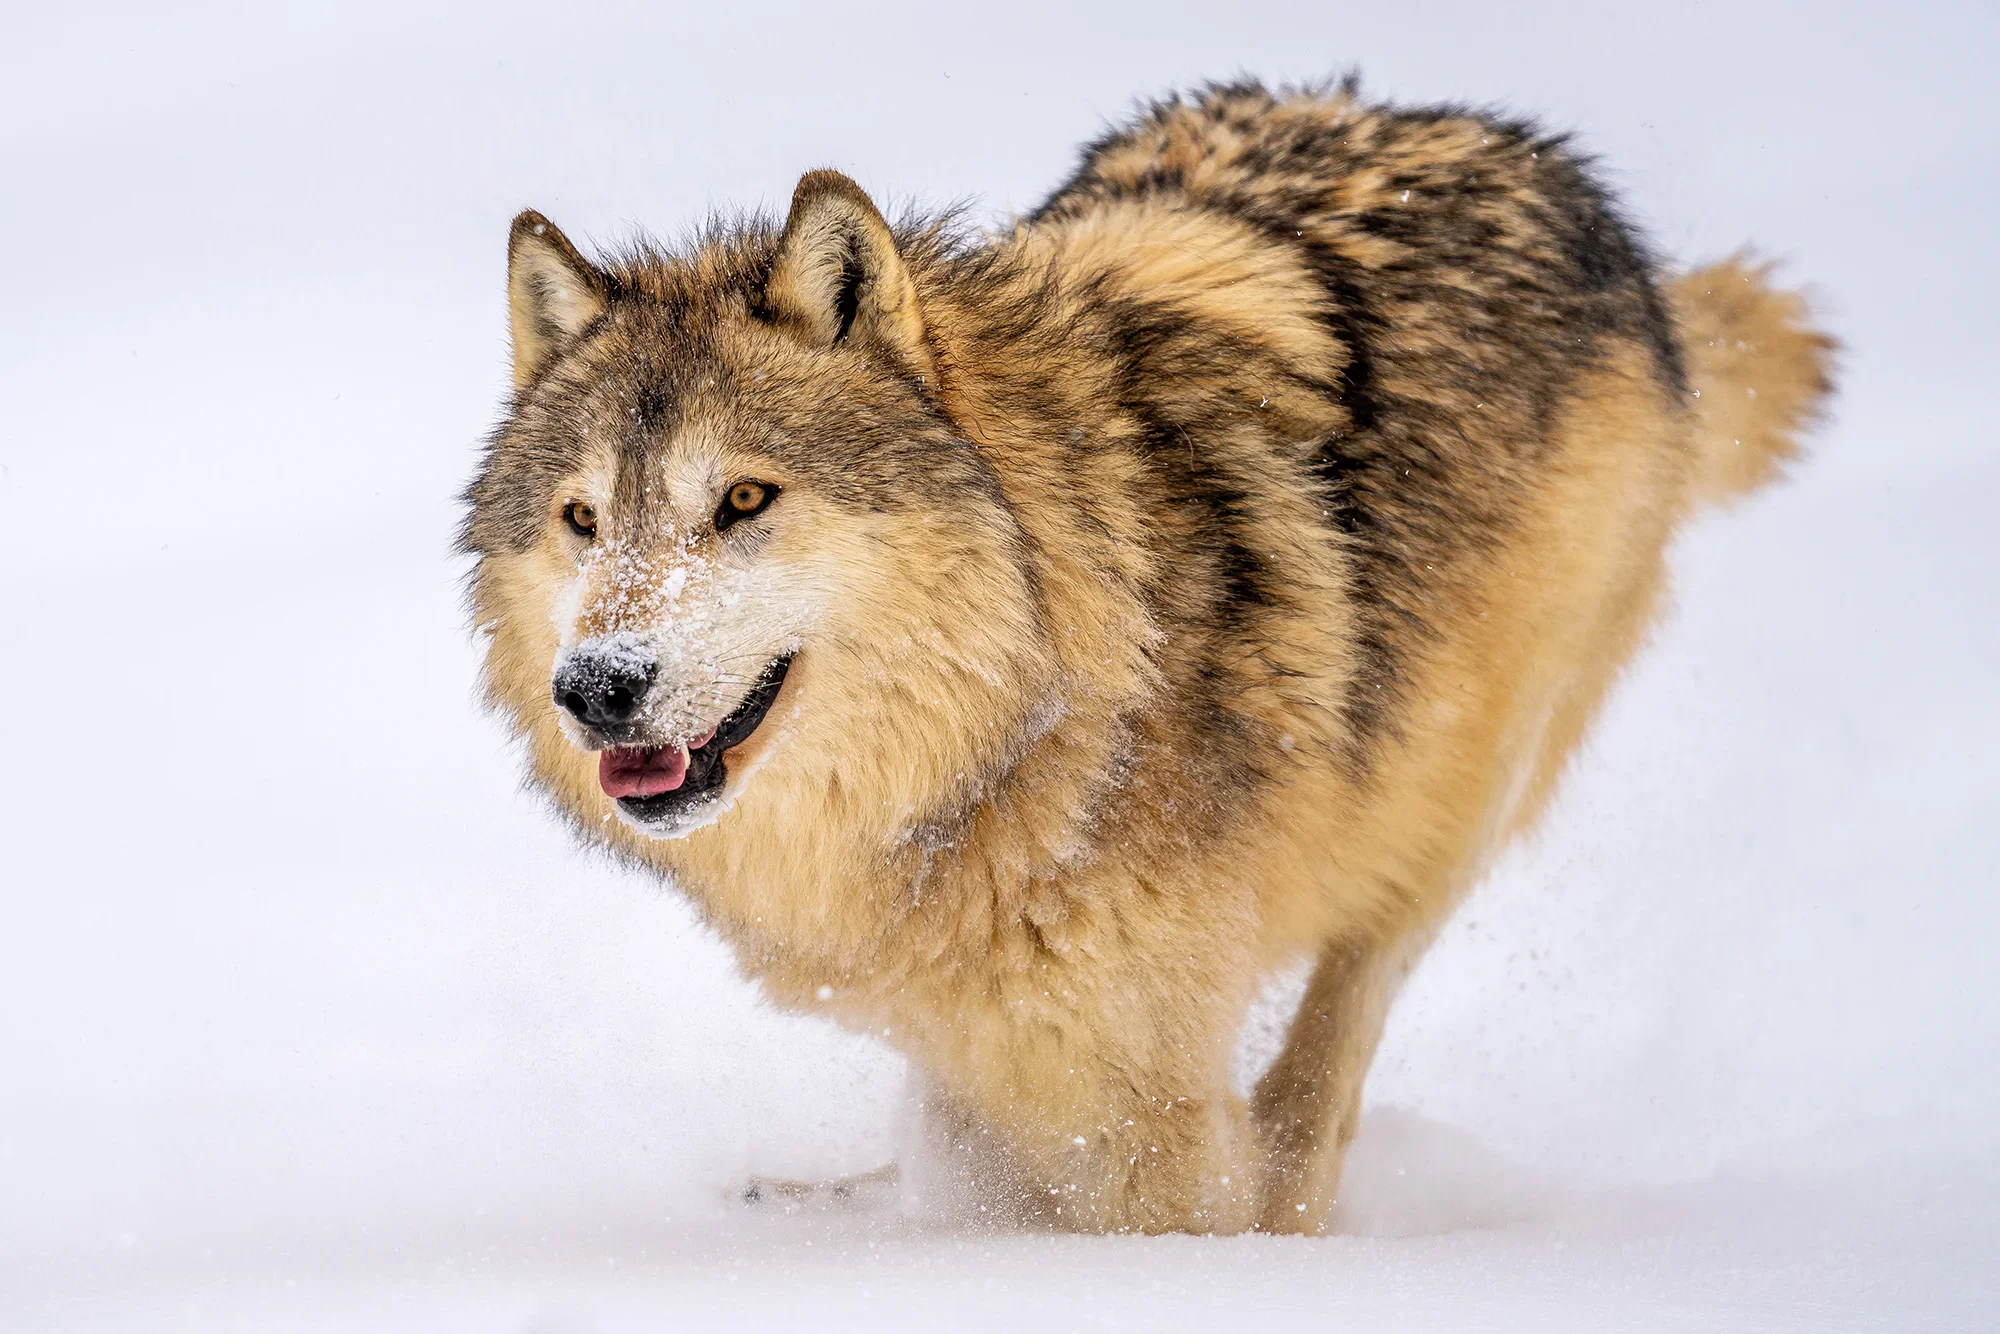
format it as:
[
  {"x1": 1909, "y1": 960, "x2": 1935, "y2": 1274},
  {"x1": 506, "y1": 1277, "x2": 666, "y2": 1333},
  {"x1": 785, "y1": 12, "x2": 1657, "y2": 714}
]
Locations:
[
  {"x1": 463, "y1": 83, "x2": 1835, "y2": 1235},
  {"x1": 1672, "y1": 257, "x2": 1837, "y2": 503}
]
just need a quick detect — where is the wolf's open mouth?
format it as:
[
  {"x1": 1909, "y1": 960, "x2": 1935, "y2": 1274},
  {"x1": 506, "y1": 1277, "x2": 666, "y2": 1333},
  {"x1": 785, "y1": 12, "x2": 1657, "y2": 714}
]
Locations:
[{"x1": 597, "y1": 654, "x2": 793, "y2": 818}]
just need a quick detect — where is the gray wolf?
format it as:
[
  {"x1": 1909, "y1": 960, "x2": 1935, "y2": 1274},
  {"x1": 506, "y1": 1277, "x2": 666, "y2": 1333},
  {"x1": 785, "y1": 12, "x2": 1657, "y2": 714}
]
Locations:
[{"x1": 460, "y1": 79, "x2": 1833, "y2": 1233}]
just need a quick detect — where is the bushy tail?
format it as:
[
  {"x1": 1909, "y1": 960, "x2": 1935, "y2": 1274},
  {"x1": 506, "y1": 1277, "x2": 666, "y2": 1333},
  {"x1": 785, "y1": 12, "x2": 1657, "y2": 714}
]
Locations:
[{"x1": 1668, "y1": 257, "x2": 1837, "y2": 505}]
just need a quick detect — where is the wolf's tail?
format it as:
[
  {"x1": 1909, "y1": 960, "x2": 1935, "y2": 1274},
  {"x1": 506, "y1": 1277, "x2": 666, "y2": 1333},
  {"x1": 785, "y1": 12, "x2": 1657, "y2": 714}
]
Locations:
[{"x1": 1667, "y1": 257, "x2": 1837, "y2": 506}]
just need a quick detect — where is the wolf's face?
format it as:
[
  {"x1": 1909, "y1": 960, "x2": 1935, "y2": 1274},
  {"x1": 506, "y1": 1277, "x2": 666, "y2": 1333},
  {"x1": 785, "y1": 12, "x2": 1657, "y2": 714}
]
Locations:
[
  {"x1": 533, "y1": 414, "x2": 817, "y2": 838},
  {"x1": 464, "y1": 178, "x2": 1053, "y2": 846}
]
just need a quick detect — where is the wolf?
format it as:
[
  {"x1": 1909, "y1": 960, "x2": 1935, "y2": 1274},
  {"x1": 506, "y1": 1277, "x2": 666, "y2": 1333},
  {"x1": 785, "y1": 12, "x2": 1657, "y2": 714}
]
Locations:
[{"x1": 461, "y1": 80, "x2": 1833, "y2": 1234}]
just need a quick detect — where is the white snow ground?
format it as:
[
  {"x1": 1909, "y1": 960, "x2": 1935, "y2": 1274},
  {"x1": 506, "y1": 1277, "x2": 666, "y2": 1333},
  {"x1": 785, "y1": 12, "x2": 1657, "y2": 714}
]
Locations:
[{"x1": 2, "y1": 2, "x2": 1995, "y2": 1329}]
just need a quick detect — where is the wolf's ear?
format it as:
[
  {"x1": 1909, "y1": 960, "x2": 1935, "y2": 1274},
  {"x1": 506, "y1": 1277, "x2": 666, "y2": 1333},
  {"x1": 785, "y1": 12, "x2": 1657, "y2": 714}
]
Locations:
[
  {"x1": 763, "y1": 171, "x2": 934, "y2": 381},
  {"x1": 507, "y1": 210, "x2": 608, "y2": 390}
]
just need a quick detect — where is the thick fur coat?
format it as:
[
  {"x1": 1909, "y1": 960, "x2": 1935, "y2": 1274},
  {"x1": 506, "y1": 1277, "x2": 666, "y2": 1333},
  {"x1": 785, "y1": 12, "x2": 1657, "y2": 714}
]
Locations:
[{"x1": 461, "y1": 81, "x2": 1834, "y2": 1233}]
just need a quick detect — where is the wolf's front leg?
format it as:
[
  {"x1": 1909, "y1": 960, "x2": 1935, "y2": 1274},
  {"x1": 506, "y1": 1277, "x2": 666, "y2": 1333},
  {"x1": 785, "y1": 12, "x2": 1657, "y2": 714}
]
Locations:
[
  {"x1": 915, "y1": 1046, "x2": 1259, "y2": 1234},
  {"x1": 1066, "y1": 1082, "x2": 1260, "y2": 1234}
]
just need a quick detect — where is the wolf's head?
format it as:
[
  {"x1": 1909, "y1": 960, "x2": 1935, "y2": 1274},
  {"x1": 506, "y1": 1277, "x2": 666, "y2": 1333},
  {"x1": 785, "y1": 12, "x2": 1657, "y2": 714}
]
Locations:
[{"x1": 462, "y1": 174, "x2": 1055, "y2": 846}]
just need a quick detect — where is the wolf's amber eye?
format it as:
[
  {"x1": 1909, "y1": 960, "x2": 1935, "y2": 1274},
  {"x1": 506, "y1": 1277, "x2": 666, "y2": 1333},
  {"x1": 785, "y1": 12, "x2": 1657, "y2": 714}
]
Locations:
[
  {"x1": 562, "y1": 501, "x2": 597, "y2": 538},
  {"x1": 716, "y1": 480, "x2": 778, "y2": 532}
]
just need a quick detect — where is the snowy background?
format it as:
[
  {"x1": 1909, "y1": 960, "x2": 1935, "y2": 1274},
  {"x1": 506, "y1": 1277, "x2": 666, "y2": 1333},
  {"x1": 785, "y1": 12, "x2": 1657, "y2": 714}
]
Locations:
[{"x1": 2, "y1": 1, "x2": 1995, "y2": 1329}]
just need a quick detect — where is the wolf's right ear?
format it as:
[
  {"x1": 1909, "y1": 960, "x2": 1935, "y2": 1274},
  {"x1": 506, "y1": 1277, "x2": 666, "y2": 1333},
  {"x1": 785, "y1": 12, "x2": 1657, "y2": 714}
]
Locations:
[{"x1": 507, "y1": 211, "x2": 608, "y2": 390}]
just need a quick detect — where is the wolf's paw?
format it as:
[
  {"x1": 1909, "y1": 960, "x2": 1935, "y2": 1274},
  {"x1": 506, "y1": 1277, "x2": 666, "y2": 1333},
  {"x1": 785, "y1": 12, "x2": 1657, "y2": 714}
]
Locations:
[{"x1": 735, "y1": 1162, "x2": 900, "y2": 1212}]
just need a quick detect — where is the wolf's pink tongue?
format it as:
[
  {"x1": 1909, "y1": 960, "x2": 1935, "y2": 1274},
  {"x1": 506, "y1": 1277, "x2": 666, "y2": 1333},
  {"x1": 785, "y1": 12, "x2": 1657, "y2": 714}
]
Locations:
[{"x1": 599, "y1": 744, "x2": 689, "y2": 799}]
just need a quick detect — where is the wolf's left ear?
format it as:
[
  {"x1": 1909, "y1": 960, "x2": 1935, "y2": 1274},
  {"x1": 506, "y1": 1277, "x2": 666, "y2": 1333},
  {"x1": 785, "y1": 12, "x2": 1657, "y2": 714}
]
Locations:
[
  {"x1": 507, "y1": 210, "x2": 608, "y2": 390},
  {"x1": 763, "y1": 171, "x2": 935, "y2": 382}
]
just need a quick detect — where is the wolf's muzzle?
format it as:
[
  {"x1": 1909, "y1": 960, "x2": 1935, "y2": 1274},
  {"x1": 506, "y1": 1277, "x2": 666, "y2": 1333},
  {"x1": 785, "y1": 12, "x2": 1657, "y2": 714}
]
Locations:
[{"x1": 553, "y1": 647, "x2": 655, "y2": 729}]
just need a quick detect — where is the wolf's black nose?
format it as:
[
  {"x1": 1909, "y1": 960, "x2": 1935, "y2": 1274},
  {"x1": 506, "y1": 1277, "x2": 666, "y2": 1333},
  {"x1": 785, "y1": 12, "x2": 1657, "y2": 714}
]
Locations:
[{"x1": 553, "y1": 652, "x2": 655, "y2": 728}]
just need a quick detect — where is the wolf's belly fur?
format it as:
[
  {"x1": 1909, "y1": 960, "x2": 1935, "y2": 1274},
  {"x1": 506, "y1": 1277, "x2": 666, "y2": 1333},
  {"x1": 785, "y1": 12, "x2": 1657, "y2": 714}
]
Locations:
[{"x1": 465, "y1": 80, "x2": 1834, "y2": 1234}]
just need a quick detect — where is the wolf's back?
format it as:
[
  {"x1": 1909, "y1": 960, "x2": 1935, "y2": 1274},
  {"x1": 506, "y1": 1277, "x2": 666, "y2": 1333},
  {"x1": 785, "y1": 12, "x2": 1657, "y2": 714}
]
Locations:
[{"x1": 1669, "y1": 259, "x2": 1836, "y2": 505}]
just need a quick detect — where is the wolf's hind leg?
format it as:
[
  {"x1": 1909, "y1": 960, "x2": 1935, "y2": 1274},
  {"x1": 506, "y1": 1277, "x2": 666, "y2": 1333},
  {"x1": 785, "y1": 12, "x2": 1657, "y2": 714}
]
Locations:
[
  {"x1": 738, "y1": 1161, "x2": 900, "y2": 1209},
  {"x1": 1250, "y1": 934, "x2": 1414, "y2": 1233}
]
